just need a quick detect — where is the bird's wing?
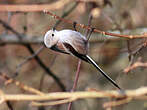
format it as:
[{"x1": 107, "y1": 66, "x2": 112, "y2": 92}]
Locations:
[
  {"x1": 50, "y1": 44, "x2": 69, "y2": 54},
  {"x1": 63, "y1": 42, "x2": 89, "y2": 62},
  {"x1": 71, "y1": 35, "x2": 88, "y2": 55},
  {"x1": 59, "y1": 30, "x2": 88, "y2": 55}
]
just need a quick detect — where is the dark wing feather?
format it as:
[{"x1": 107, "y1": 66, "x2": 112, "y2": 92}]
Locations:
[
  {"x1": 50, "y1": 44, "x2": 69, "y2": 54},
  {"x1": 63, "y1": 43, "x2": 89, "y2": 63}
]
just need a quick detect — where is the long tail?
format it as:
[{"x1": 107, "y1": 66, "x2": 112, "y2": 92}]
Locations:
[
  {"x1": 62, "y1": 42, "x2": 122, "y2": 89},
  {"x1": 86, "y1": 55, "x2": 122, "y2": 90}
]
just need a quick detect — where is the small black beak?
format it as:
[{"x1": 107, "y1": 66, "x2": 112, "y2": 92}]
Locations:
[{"x1": 52, "y1": 27, "x2": 56, "y2": 31}]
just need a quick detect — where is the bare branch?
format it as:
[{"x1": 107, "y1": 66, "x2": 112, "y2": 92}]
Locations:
[
  {"x1": 44, "y1": 11, "x2": 147, "y2": 39},
  {"x1": 0, "y1": 0, "x2": 71, "y2": 12},
  {"x1": 0, "y1": 73, "x2": 45, "y2": 95},
  {"x1": 67, "y1": 60, "x2": 81, "y2": 110},
  {"x1": 53, "y1": 2, "x2": 78, "y2": 28},
  {"x1": 0, "y1": 87, "x2": 147, "y2": 107},
  {"x1": 103, "y1": 97, "x2": 132, "y2": 108},
  {"x1": 16, "y1": 46, "x2": 44, "y2": 73},
  {"x1": 32, "y1": 98, "x2": 76, "y2": 106},
  {"x1": 124, "y1": 58, "x2": 147, "y2": 73}
]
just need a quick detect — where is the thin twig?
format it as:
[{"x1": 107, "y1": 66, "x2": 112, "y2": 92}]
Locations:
[
  {"x1": 0, "y1": 72, "x2": 45, "y2": 95},
  {"x1": 38, "y1": 55, "x2": 58, "y2": 91},
  {"x1": 67, "y1": 60, "x2": 82, "y2": 110},
  {"x1": 103, "y1": 97, "x2": 132, "y2": 108},
  {"x1": 44, "y1": 11, "x2": 147, "y2": 39},
  {"x1": 25, "y1": 45, "x2": 66, "y2": 91},
  {"x1": 71, "y1": 61, "x2": 82, "y2": 92},
  {"x1": 0, "y1": 19, "x2": 22, "y2": 40},
  {"x1": 124, "y1": 59, "x2": 147, "y2": 73},
  {"x1": 85, "y1": 14, "x2": 93, "y2": 40},
  {"x1": 16, "y1": 46, "x2": 44, "y2": 74},
  {"x1": 32, "y1": 98, "x2": 77, "y2": 106},
  {"x1": 53, "y1": 2, "x2": 78, "y2": 28},
  {"x1": 123, "y1": 39, "x2": 147, "y2": 73}
]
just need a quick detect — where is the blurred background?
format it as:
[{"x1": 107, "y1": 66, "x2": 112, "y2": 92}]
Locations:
[{"x1": 0, "y1": 0, "x2": 147, "y2": 110}]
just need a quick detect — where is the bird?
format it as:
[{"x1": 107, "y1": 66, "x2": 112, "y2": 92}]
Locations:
[{"x1": 44, "y1": 28, "x2": 121, "y2": 90}]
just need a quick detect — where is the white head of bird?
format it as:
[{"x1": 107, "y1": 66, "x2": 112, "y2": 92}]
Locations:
[{"x1": 44, "y1": 29, "x2": 59, "y2": 48}]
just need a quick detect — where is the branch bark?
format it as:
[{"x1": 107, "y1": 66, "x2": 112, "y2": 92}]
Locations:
[
  {"x1": 45, "y1": 11, "x2": 147, "y2": 39},
  {"x1": 0, "y1": 87, "x2": 147, "y2": 106},
  {"x1": 0, "y1": 0, "x2": 71, "y2": 12}
]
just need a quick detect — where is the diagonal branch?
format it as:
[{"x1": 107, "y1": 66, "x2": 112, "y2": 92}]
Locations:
[
  {"x1": 0, "y1": 72, "x2": 45, "y2": 95},
  {"x1": 44, "y1": 11, "x2": 147, "y2": 39}
]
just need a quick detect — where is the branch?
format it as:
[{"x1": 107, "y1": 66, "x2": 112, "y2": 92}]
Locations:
[
  {"x1": 67, "y1": 60, "x2": 81, "y2": 110},
  {"x1": 0, "y1": 0, "x2": 71, "y2": 12},
  {"x1": 15, "y1": 46, "x2": 44, "y2": 73},
  {"x1": 0, "y1": 87, "x2": 147, "y2": 107},
  {"x1": 103, "y1": 97, "x2": 132, "y2": 108},
  {"x1": 44, "y1": 11, "x2": 147, "y2": 39},
  {"x1": 53, "y1": 2, "x2": 78, "y2": 28},
  {"x1": 0, "y1": 19, "x2": 22, "y2": 40},
  {"x1": 0, "y1": 72, "x2": 45, "y2": 95},
  {"x1": 124, "y1": 58, "x2": 147, "y2": 73},
  {"x1": 21, "y1": 45, "x2": 66, "y2": 91}
]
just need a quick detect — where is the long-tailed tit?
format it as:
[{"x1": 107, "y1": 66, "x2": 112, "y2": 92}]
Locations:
[{"x1": 44, "y1": 29, "x2": 121, "y2": 90}]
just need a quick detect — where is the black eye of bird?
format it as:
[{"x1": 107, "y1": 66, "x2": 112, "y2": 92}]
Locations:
[{"x1": 52, "y1": 34, "x2": 54, "y2": 37}]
